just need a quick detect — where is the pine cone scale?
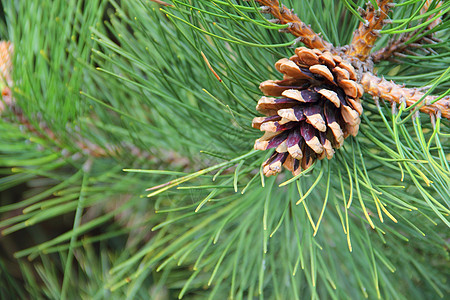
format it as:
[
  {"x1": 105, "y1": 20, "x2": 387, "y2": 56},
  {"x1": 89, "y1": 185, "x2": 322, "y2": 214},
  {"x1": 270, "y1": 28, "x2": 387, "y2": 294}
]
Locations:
[{"x1": 278, "y1": 106, "x2": 305, "y2": 122}]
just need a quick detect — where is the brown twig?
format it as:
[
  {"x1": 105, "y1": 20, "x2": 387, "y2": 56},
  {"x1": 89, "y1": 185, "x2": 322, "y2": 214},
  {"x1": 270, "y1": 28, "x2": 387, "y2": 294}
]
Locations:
[
  {"x1": 361, "y1": 72, "x2": 450, "y2": 118},
  {"x1": 371, "y1": 32, "x2": 415, "y2": 63},
  {"x1": 346, "y1": 0, "x2": 394, "y2": 61},
  {"x1": 371, "y1": 32, "x2": 442, "y2": 63},
  {"x1": 254, "y1": 0, "x2": 332, "y2": 50},
  {"x1": 371, "y1": 0, "x2": 444, "y2": 63}
]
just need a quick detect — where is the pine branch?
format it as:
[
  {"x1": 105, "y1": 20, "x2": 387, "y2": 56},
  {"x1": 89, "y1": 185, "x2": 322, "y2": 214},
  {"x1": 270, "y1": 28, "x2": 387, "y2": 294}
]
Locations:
[
  {"x1": 253, "y1": 0, "x2": 333, "y2": 50},
  {"x1": 2, "y1": 92, "x2": 112, "y2": 159},
  {"x1": 361, "y1": 72, "x2": 450, "y2": 118},
  {"x1": 0, "y1": 40, "x2": 191, "y2": 166},
  {"x1": 2, "y1": 1, "x2": 449, "y2": 298},
  {"x1": 371, "y1": 33, "x2": 441, "y2": 63},
  {"x1": 371, "y1": 0, "x2": 445, "y2": 62},
  {"x1": 346, "y1": 0, "x2": 394, "y2": 61},
  {"x1": 4, "y1": 100, "x2": 187, "y2": 165}
]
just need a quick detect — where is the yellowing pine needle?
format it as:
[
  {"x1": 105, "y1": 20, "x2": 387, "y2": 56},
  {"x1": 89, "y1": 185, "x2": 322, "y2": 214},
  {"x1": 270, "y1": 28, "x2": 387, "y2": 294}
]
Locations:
[
  {"x1": 296, "y1": 166, "x2": 324, "y2": 205},
  {"x1": 297, "y1": 182, "x2": 317, "y2": 231},
  {"x1": 313, "y1": 164, "x2": 331, "y2": 236},
  {"x1": 201, "y1": 51, "x2": 222, "y2": 82},
  {"x1": 379, "y1": 202, "x2": 398, "y2": 223},
  {"x1": 374, "y1": 195, "x2": 384, "y2": 223}
]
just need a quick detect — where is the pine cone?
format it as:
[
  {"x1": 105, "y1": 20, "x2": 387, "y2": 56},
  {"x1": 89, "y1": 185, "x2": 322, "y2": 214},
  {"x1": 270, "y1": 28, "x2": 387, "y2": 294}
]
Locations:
[{"x1": 253, "y1": 47, "x2": 364, "y2": 176}]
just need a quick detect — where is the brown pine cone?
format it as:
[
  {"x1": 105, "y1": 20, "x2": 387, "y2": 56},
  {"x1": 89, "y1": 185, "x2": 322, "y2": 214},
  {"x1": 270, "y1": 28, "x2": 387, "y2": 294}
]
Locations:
[{"x1": 253, "y1": 47, "x2": 364, "y2": 176}]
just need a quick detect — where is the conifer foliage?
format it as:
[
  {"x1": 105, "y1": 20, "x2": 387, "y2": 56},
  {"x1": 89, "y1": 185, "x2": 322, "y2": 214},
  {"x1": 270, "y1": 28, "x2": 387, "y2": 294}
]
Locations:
[{"x1": 0, "y1": 0, "x2": 449, "y2": 299}]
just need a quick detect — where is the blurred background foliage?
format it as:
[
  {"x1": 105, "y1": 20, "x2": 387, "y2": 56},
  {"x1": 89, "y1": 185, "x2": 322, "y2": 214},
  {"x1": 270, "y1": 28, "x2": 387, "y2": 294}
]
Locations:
[{"x1": 0, "y1": 0, "x2": 448, "y2": 299}]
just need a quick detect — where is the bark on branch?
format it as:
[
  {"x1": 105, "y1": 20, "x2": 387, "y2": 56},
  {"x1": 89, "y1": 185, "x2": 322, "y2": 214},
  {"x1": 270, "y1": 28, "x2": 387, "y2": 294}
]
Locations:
[
  {"x1": 361, "y1": 73, "x2": 450, "y2": 118},
  {"x1": 346, "y1": 0, "x2": 394, "y2": 61},
  {"x1": 255, "y1": 0, "x2": 332, "y2": 50}
]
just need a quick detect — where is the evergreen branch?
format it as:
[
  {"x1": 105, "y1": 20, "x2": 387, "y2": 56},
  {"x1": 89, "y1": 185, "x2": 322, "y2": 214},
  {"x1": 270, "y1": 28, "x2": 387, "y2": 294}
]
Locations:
[
  {"x1": 0, "y1": 42, "x2": 188, "y2": 166},
  {"x1": 2, "y1": 1, "x2": 449, "y2": 298},
  {"x1": 346, "y1": 0, "x2": 394, "y2": 61},
  {"x1": 143, "y1": 149, "x2": 259, "y2": 197},
  {"x1": 371, "y1": 0, "x2": 446, "y2": 62},
  {"x1": 361, "y1": 72, "x2": 450, "y2": 119},
  {"x1": 5, "y1": 99, "x2": 188, "y2": 166},
  {"x1": 252, "y1": 0, "x2": 333, "y2": 50},
  {"x1": 6, "y1": 105, "x2": 110, "y2": 158},
  {"x1": 1, "y1": 42, "x2": 102, "y2": 157},
  {"x1": 371, "y1": 33, "x2": 441, "y2": 63}
]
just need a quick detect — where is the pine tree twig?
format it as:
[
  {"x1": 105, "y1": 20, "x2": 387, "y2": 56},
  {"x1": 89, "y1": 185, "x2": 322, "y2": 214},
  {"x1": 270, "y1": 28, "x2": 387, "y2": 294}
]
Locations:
[
  {"x1": 5, "y1": 102, "x2": 191, "y2": 166},
  {"x1": 6, "y1": 100, "x2": 193, "y2": 165},
  {"x1": 7, "y1": 105, "x2": 110, "y2": 158},
  {"x1": 371, "y1": 31, "x2": 415, "y2": 63},
  {"x1": 253, "y1": 0, "x2": 332, "y2": 50},
  {"x1": 361, "y1": 72, "x2": 450, "y2": 119},
  {"x1": 371, "y1": 0, "x2": 444, "y2": 63},
  {"x1": 346, "y1": 0, "x2": 394, "y2": 61},
  {"x1": 371, "y1": 34, "x2": 441, "y2": 63},
  {"x1": 0, "y1": 41, "x2": 123, "y2": 159}
]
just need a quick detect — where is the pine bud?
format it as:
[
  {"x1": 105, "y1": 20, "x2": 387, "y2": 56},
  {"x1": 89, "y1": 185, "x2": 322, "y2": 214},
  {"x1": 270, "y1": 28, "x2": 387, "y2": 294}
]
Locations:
[{"x1": 0, "y1": 41, "x2": 14, "y2": 113}]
